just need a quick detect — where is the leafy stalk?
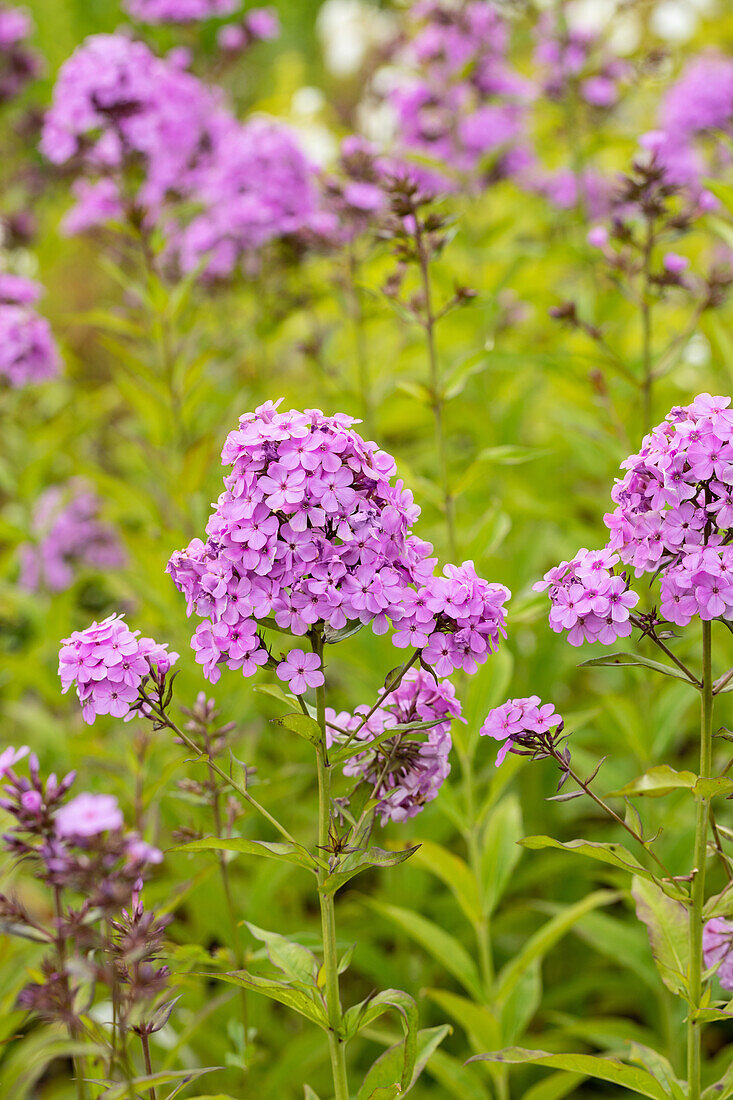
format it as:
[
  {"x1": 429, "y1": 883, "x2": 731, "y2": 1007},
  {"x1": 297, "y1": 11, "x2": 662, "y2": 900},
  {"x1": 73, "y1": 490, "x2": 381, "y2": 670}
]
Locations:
[
  {"x1": 687, "y1": 619, "x2": 714, "y2": 1100},
  {"x1": 312, "y1": 630, "x2": 350, "y2": 1100}
]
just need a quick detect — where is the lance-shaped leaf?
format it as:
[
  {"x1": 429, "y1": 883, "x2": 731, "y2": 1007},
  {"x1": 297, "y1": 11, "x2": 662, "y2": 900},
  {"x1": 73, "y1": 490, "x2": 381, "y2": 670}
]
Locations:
[
  {"x1": 303, "y1": 1088, "x2": 323, "y2": 1100},
  {"x1": 213, "y1": 971, "x2": 328, "y2": 1029},
  {"x1": 423, "y1": 989, "x2": 501, "y2": 1052},
  {"x1": 321, "y1": 846, "x2": 420, "y2": 896},
  {"x1": 494, "y1": 891, "x2": 616, "y2": 1004},
  {"x1": 272, "y1": 712, "x2": 323, "y2": 745},
  {"x1": 608, "y1": 765, "x2": 697, "y2": 799},
  {"x1": 426, "y1": 1049, "x2": 490, "y2": 1100},
  {"x1": 361, "y1": 897, "x2": 484, "y2": 1000},
  {"x1": 632, "y1": 876, "x2": 690, "y2": 997},
  {"x1": 579, "y1": 651, "x2": 698, "y2": 685},
  {"x1": 345, "y1": 988, "x2": 419, "y2": 1088},
  {"x1": 410, "y1": 839, "x2": 482, "y2": 926},
  {"x1": 693, "y1": 776, "x2": 733, "y2": 800},
  {"x1": 519, "y1": 836, "x2": 688, "y2": 900},
  {"x1": 98, "y1": 1068, "x2": 221, "y2": 1100},
  {"x1": 629, "y1": 1043, "x2": 686, "y2": 1100},
  {"x1": 330, "y1": 725, "x2": 433, "y2": 766},
  {"x1": 170, "y1": 836, "x2": 316, "y2": 871},
  {"x1": 467, "y1": 1049, "x2": 669, "y2": 1099},
  {"x1": 357, "y1": 1024, "x2": 451, "y2": 1100},
  {"x1": 245, "y1": 923, "x2": 319, "y2": 985}
]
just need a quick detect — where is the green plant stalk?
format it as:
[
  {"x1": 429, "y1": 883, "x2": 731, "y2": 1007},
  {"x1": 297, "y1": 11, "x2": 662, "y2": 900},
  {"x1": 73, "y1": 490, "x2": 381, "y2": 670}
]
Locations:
[
  {"x1": 687, "y1": 619, "x2": 714, "y2": 1100},
  {"x1": 414, "y1": 217, "x2": 457, "y2": 559},
  {"x1": 140, "y1": 1033, "x2": 156, "y2": 1100},
  {"x1": 312, "y1": 632, "x2": 350, "y2": 1100},
  {"x1": 54, "y1": 886, "x2": 87, "y2": 1100},
  {"x1": 209, "y1": 779, "x2": 250, "y2": 1059}
]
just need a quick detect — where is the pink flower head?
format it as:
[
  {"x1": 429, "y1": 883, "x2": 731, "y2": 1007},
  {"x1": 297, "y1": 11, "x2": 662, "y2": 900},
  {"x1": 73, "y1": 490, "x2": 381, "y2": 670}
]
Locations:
[
  {"x1": 704, "y1": 918, "x2": 733, "y2": 990},
  {"x1": 276, "y1": 649, "x2": 324, "y2": 695},
  {"x1": 480, "y1": 696, "x2": 563, "y2": 766},
  {"x1": 55, "y1": 792, "x2": 123, "y2": 838}
]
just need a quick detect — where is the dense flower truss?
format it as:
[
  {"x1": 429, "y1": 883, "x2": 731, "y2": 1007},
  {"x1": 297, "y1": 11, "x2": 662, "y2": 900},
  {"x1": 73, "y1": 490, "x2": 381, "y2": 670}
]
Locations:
[
  {"x1": 533, "y1": 11, "x2": 629, "y2": 110},
  {"x1": 650, "y1": 54, "x2": 733, "y2": 189},
  {"x1": 329, "y1": 669, "x2": 462, "y2": 823},
  {"x1": 481, "y1": 696, "x2": 563, "y2": 766},
  {"x1": 124, "y1": 0, "x2": 239, "y2": 23},
  {"x1": 19, "y1": 480, "x2": 125, "y2": 592},
  {"x1": 365, "y1": 0, "x2": 530, "y2": 187},
  {"x1": 167, "y1": 401, "x2": 510, "y2": 685},
  {"x1": 0, "y1": 4, "x2": 41, "y2": 103},
  {"x1": 174, "y1": 118, "x2": 320, "y2": 278},
  {"x1": 537, "y1": 394, "x2": 733, "y2": 641},
  {"x1": 59, "y1": 614, "x2": 178, "y2": 724},
  {"x1": 0, "y1": 274, "x2": 60, "y2": 387},
  {"x1": 40, "y1": 35, "x2": 319, "y2": 275}
]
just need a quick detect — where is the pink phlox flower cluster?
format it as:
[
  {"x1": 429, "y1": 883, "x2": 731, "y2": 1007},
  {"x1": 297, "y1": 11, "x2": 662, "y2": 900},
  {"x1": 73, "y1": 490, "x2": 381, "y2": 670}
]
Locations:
[
  {"x1": 375, "y1": 0, "x2": 530, "y2": 186},
  {"x1": 332, "y1": 668, "x2": 461, "y2": 823},
  {"x1": 533, "y1": 12, "x2": 629, "y2": 109},
  {"x1": 0, "y1": 4, "x2": 41, "y2": 102},
  {"x1": 168, "y1": 402, "x2": 509, "y2": 685},
  {"x1": 480, "y1": 696, "x2": 563, "y2": 766},
  {"x1": 646, "y1": 55, "x2": 733, "y2": 191},
  {"x1": 124, "y1": 0, "x2": 239, "y2": 22},
  {"x1": 41, "y1": 35, "x2": 319, "y2": 275},
  {"x1": 703, "y1": 917, "x2": 733, "y2": 991},
  {"x1": 173, "y1": 117, "x2": 320, "y2": 278},
  {"x1": 18, "y1": 480, "x2": 125, "y2": 592},
  {"x1": 538, "y1": 394, "x2": 733, "y2": 639},
  {"x1": 59, "y1": 613, "x2": 178, "y2": 724},
  {"x1": 218, "y1": 7, "x2": 280, "y2": 52},
  {"x1": 533, "y1": 548, "x2": 639, "y2": 646},
  {"x1": 0, "y1": 275, "x2": 59, "y2": 387}
]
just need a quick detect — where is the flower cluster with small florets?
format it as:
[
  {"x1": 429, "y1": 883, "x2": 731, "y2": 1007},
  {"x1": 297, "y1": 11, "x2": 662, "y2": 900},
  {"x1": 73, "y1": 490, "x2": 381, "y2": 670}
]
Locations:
[
  {"x1": 480, "y1": 696, "x2": 563, "y2": 766},
  {"x1": 167, "y1": 400, "x2": 510, "y2": 688},
  {"x1": 0, "y1": 274, "x2": 60, "y2": 388},
  {"x1": 328, "y1": 668, "x2": 462, "y2": 823},
  {"x1": 58, "y1": 613, "x2": 178, "y2": 724},
  {"x1": 537, "y1": 394, "x2": 733, "y2": 640},
  {"x1": 19, "y1": 479, "x2": 125, "y2": 592}
]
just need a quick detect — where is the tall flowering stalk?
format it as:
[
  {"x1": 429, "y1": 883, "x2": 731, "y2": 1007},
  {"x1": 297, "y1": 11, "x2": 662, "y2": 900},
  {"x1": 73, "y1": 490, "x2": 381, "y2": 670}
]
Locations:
[
  {"x1": 476, "y1": 393, "x2": 733, "y2": 1099},
  {"x1": 60, "y1": 400, "x2": 510, "y2": 1097}
]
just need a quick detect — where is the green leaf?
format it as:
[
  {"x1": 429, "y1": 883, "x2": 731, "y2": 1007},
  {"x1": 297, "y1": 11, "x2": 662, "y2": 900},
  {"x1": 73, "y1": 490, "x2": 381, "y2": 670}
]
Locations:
[
  {"x1": 245, "y1": 923, "x2": 318, "y2": 985},
  {"x1": 343, "y1": 987, "x2": 417, "y2": 1038},
  {"x1": 482, "y1": 794, "x2": 523, "y2": 914},
  {"x1": 362, "y1": 897, "x2": 484, "y2": 999},
  {"x1": 323, "y1": 620, "x2": 365, "y2": 644},
  {"x1": 579, "y1": 651, "x2": 697, "y2": 684},
  {"x1": 213, "y1": 971, "x2": 327, "y2": 1028},
  {"x1": 523, "y1": 1072, "x2": 587, "y2": 1100},
  {"x1": 303, "y1": 1088, "x2": 323, "y2": 1100},
  {"x1": 468, "y1": 1049, "x2": 668, "y2": 1099},
  {"x1": 330, "y1": 725, "x2": 432, "y2": 765},
  {"x1": 411, "y1": 839, "x2": 482, "y2": 926},
  {"x1": 693, "y1": 776, "x2": 733, "y2": 800},
  {"x1": 519, "y1": 836, "x2": 686, "y2": 898},
  {"x1": 272, "y1": 711, "x2": 323, "y2": 745},
  {"x1": 495, "y1": 890, "x2": 617, "y2": 1003},
  {"x1": 609, "y1": 765, "x2": 697, "y2": 798},
  {"x1": 703, "y1": 1059, "x2": 733, "y2": 1099},
  {"x1": 425, "y1": 1049, "x2": 490, "y2": 1100},
  {"x1": 357, "y1": 1025, "x2": 451, "y2": 1100},
  {"x1": 322, "y1": 846, "x2": 420, "y2": 896},
  {"x1": 629, "y1": 1043, "x2": 686, "y2": 1100},
  {"x1": 423, "y1": 989, "x2": 501, "y2": 1052},
  {"x1": 500, "y1": 959, "x2": 541, "y2": 1044},
  {"x1": 170, "y1": 836, "x2": 315, "y2": 871},
  {"x1": 632, "y1": 877, "x2": 690, "y2": 997},
  {"x1": 99, "y1": 1068, "x2": 221, "y2": 1099}
]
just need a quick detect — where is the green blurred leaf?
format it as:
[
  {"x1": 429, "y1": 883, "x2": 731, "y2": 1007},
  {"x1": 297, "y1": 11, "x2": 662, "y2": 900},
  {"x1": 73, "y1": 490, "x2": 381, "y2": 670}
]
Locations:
[
  {"x1": 468, "y1": 1049, "x2": 669, "y2": 1099},
  {"x1": 410, "y1": 838, "x2": 482, "y2": 926},
  {"x1": 170, "y1": 836, "x2": 315, "y2": 870},
  {"x1": 245, "y1": 923, "x2": 319, "y2": 985},
  {"x1": 632, "y1": 877, "x2": 689, "y2": 997},
  {"x1": 322, "y1": 846, "x2": 420, "y2": 896}
]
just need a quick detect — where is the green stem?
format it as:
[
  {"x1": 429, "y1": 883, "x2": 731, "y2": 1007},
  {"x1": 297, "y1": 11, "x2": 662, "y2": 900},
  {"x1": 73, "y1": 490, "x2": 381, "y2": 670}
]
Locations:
[
  {"x1": 312, "y1": 632, "x2": 350, "y2": 1100},
  {"x1": 141, "y1": 693, "x2": 314, "y2": 862},
  {"x1": 688, "y1": 620, "x2": 714, "y2": 1100},
  {"x1": 414, "y1": 216, "x2": 456, "y2": 558},
  {"x1": 640, "y1": 215, "x2": 654, "y2": 435},
  {"x1": 210, "y1": 780, "x2": 249, "y2": 1061},
  {"x1": 54, "y1": 888, "x2": 87, "y2": 1100},
  {"x1": 140, "y1": 1033, "x2": 156, "y2": 1100}
]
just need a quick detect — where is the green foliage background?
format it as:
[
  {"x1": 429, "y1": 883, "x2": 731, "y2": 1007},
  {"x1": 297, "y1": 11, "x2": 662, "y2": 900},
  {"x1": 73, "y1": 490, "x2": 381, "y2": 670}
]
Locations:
[{"x1": 2, "y1": 1, "x2": 733, "y2": 1097}]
